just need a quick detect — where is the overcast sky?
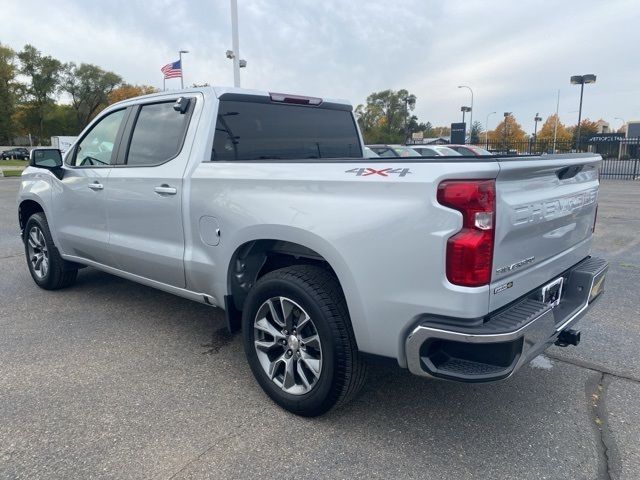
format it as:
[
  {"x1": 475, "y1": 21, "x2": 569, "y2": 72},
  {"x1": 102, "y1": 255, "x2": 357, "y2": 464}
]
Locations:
[{"x1": 3, "y1": 0, "x2": 639, "y2": 132}]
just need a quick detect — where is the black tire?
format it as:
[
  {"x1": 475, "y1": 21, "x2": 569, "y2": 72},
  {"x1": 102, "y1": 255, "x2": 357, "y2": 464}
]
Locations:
[
  {"x1": 24, "y1": 212, "x2": 78, "y2": 290},
  {"x1": 242, "y1": 265, "x2": 367, "y2": 416}
]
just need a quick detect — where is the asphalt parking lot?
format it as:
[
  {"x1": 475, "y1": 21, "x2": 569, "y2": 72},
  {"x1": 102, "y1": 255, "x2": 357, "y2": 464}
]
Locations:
[{"x1": 1, "y1": 178, "x2": 639, "y2": 480}]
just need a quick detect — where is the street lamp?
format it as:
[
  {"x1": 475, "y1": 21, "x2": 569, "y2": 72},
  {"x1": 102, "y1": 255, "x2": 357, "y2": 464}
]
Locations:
[
  {"x1": 570, "y1": 74, "x2": 597, "y2": 149},
  {"x1": 228, "y1": 0, "x2": 248, "y2": 87},
  {"x1": 614, "y1": 117, "x2": 626, "y2": 132},
  {"x1": 460, "y1": 106, "x2": 471, "y2": 124},
  {"x1": 404, "y1": 97, "x2": 411, "y2": 142},
  {"x1": 458, "y1": 85, "x2": 473, "y2": 143},
  {"x1": 178, "y1": 50, "x2": 189, "y2": 89},
  {"x1": 533, "y1": 113, "x2": 542, "y2": 153},
  {"x1": 503, "y1": 112, "x2": 511, "y2": 151},
  {"x1": 485, "y1": 111, "x2": 496, "y2": 148}
]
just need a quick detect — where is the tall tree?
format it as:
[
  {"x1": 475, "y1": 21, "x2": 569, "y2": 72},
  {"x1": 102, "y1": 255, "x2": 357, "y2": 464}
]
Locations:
[
  {"x1": 423, "y1": 121, "x2": 434, "y2": 138},
  {"x1": 17, "y1": 45, "x2": 62, "y2": 142},
  {"x1": 0, "y1": 43, "x2": 18, "y2": 144},
  {"x1": 108, "y1": 83, "x2": 157, "y2": 105},
  {"x1": 470, "y1": 121, "x2": 483, "y2": 144},
  {"x1": 60, "y1": 63, "x2": 122, "y2": 128},
  {"x1": 355, "y1": 89, "x2": 417, "y2": 144},
  {"x1": 568, "y1": 119, "x2": 599, "y2": 147},
  {"x1": 12, "y1": 103, "x2": 78, "y2": 140},
  {"x1": 488, "y1": 114, "x2": 527, "y2": 144},
  {"x1": 537, "y1": 114, "x2": 571, "y2": 142}
]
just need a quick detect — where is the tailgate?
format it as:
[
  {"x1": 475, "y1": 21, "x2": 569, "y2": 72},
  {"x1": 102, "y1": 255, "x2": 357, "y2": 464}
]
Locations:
[{"x1": 490, "y1": 154, "x2": 601, "y2": 311}]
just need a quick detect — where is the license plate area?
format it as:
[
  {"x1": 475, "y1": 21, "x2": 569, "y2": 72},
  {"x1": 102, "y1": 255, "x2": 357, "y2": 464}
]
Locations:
[{"x1": 541, "y1": 277, "x2": 564, "y2": 308}]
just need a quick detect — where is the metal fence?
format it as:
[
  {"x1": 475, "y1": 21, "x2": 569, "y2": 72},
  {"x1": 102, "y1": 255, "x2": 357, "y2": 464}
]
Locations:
[
  {"x1": 465, "y1": 138, "x2": 640, "y2": 181},
  {"x1": 471, "y1": 139, "x2": 575, "y2": 155},
  {"x1": 598, "y1": 139, "x2": 640, "y2": 180}
]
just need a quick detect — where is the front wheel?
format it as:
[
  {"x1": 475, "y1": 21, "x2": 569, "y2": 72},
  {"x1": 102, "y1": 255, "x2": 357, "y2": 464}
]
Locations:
[
  {"x1": 24, "y1": 212, "x2": 78, "y2": 290},
  {"x1": 242, "y1": 265, "x2": 367, "y2": 417}
]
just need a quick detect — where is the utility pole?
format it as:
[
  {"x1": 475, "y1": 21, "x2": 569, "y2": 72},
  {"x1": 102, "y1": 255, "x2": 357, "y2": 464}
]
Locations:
[
  {"x1": 404, "y1": 97, "x2": 409, "y2": 143},
  {"x1": 485, "y1": 111, "x2": 496, "y2": 149},
  {"x1": 458, "y1": 86, "x2": 473, "y2": 143},
  {"x1": 230, "y1": 0, "x2": 241, "y2": 87},
  {"x1": 570, "y1": 74, "x2": 597, "y2": 150},
  {"x1": 553, "y1": 90, "x2": 560, "y2": 153},
  {"x1": 533, "y1": 113, "x2": 542, "y2": 154},
  {"x1": 503, "y1": 112, "x2": 511, "y2": 152}
]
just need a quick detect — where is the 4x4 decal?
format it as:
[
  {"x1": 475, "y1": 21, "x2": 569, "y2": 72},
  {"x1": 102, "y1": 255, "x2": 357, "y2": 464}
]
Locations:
[{"x1": 345, "y1": 167, "x2": 412, "y2": 177}]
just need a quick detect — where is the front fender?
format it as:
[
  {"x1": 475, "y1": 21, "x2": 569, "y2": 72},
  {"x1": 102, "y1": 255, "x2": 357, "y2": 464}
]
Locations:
[{"x1": 18, "y1": 169, "x2": 58, "y2": 244}]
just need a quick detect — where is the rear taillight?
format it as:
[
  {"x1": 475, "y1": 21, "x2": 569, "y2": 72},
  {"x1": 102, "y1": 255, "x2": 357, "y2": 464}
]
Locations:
[{"x1": 437, "y1": 180, "x2": 496, "y2": 287}]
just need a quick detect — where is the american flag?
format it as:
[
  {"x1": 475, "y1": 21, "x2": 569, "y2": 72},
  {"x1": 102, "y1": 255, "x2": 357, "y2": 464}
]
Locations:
[{"x1": 161, "y1": 59, "x2": 182, "y2": 79}]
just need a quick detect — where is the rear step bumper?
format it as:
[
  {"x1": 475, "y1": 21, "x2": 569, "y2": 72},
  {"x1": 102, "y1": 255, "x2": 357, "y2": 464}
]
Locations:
[{"x1": 405, "y1": 256, "x2": 608, "y2": 382}]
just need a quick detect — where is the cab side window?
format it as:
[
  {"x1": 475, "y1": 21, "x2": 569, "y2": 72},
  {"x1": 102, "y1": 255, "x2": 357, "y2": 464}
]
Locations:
[
  {"x1": 70, "y1": 109, "x2": 126, "y2": 167},
  {"x1": 126, "y1": 102, "x2": 191, "y2": 166}
]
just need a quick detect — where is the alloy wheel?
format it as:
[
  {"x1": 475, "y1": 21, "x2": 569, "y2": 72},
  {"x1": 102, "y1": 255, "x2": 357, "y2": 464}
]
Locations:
[
  {"x1": 27, "y1": 226, "x2": 49, "y2": 279},
  {"x1": 253, "y1": 296, "x2": 323, "y2": 395}
]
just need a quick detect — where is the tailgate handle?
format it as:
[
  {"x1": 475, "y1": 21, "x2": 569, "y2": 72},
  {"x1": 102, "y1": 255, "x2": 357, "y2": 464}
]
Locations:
[{"x1": 556, "y1": 165, "x2": 583, "y2": 180}]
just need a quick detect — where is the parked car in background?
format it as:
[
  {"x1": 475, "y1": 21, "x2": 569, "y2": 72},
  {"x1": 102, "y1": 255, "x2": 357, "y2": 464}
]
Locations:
[
  {"x1": 363, "y1": 146, "x2": 379, "y2": 158},
  {"x1": 447, "y1": 145, "x2": 494, "y2": 156},
  {"x1": 410, "y1": 145, "x2": 462, "y2": 157},
  {"x1": 1, "y1": 148, "x2": 29, "y2": 160},
  {"x1": 367, "y1": 144, "x2": 420, "y2": 157}
]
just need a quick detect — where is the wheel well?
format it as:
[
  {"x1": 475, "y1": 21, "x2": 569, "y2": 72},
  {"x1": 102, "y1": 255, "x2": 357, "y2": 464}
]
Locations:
[
  {"x1": 19, "y1": 200, "x2": 44, "y2": 234},
  {"x1": 227, "y1": 240, "x2": 341, "y2": 312}
]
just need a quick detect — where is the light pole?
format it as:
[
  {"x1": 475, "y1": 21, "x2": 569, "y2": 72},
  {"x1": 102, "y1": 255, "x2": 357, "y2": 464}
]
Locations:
[
  {"x1": 485, "y1": 111, "x2": 496, "y2": 148},
  {"x1": 553, "y1": 89, "x2": 560, "y2": 153},
  {"x1": 503, "y1": 112, "x2": 511, "y2": 152},
  {"x1": 570, "y1": 74, "x2": 597, "y2": 149},
  {"x1": 404, "y1": 96, "x2": 410, "y2": 142},
  {"x1": 460, "y1": 106, "x2": 471, "y2": 124},
  {"x1": 230, "y1": 0, "x2": 241, "y2": 87},
  {"x1": 178, "y1": 50, "x2": 188, "y2": 89},
  {"x1": 614, "y1": 117, "x2": 626, "y2": 132},
  {"x1": 533, "y1": 113, "x2": 542, "y2": 153},
  {"x1": 458, "y1": 85, "x2": 473, "y2": 143}
]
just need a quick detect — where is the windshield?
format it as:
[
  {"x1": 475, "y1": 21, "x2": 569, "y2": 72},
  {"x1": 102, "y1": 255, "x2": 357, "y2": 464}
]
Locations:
[
  {"x1": 433, "y1": 146, "x2": 462, "y2": 156},
  {"x1": 392, "y1": 146, "x2": 420, "y2": 157},
  {"x1": 469, "y1": 146, "x2": 493, "y2": 155},
  {"x1": 363, "y1": 147, "x2": 379, "y2": 158}
]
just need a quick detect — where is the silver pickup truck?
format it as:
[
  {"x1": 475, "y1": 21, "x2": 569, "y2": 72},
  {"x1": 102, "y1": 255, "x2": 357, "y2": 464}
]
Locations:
[{"x1": 18, "y1": 87, "x2": 608, "y2": 416}]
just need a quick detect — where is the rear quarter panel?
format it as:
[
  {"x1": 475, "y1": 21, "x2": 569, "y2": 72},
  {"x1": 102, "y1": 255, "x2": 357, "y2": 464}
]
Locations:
[{"x1": 185, "y1": 159, "x2": 500, "y2": 362}]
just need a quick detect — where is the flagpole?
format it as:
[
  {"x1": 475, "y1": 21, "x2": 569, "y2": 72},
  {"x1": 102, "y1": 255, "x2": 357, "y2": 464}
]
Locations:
[
  {"x1": 553, "y1": 89, "x2": 560, "y2": 153},
  {"x1": 163, "y1": 76, "x2": 165, "y2": 92}
]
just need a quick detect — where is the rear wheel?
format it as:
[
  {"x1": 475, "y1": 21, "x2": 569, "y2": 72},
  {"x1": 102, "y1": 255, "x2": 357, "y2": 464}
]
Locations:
[
  {"x1": 242, "y1": 265, "x2": 366, "y2": 416},
  {"x1": 24, "y1": 212, "x2": 78, "y2": 290}
]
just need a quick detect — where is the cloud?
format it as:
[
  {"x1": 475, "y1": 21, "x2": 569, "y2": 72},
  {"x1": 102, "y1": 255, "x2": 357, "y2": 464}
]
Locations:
[{"x1": 3, "y1": 0, "x2": 639, "y2": 130}]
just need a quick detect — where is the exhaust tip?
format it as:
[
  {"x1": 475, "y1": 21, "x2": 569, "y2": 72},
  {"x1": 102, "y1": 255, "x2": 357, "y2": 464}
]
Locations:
[{"x1": 555, "y1": 329, "x2": 581, "y2": 347}]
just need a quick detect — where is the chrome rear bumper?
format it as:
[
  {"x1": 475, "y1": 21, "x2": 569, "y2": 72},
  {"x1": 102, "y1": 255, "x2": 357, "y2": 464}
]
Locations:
[{"x1": 405, "y1": 256, "x2": 608, "y2": 382}]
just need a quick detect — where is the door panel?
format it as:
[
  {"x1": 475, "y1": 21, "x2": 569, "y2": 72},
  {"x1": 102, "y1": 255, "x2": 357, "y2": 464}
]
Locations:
[
  {"x1": 106, "y1": 97, "x2": 200, "y2": 288},
  {"x1": 52, "y1": 107, "x2": 128, "y2": 264},
  {"x1": 52, "y1": 168, "x2": 111, "y2": 262},
  {"x1": 106, "y1": 167, "x2": 185, "y2": 287}
]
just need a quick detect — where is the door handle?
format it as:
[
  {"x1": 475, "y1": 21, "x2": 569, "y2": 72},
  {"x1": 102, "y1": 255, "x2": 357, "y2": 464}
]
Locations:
[
  {"x1": 88, "y1": 182, "x2": 104, "y2": 190},
  {"x1": 154, "y1": 184, "x2": 177, "y2": 195}
]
